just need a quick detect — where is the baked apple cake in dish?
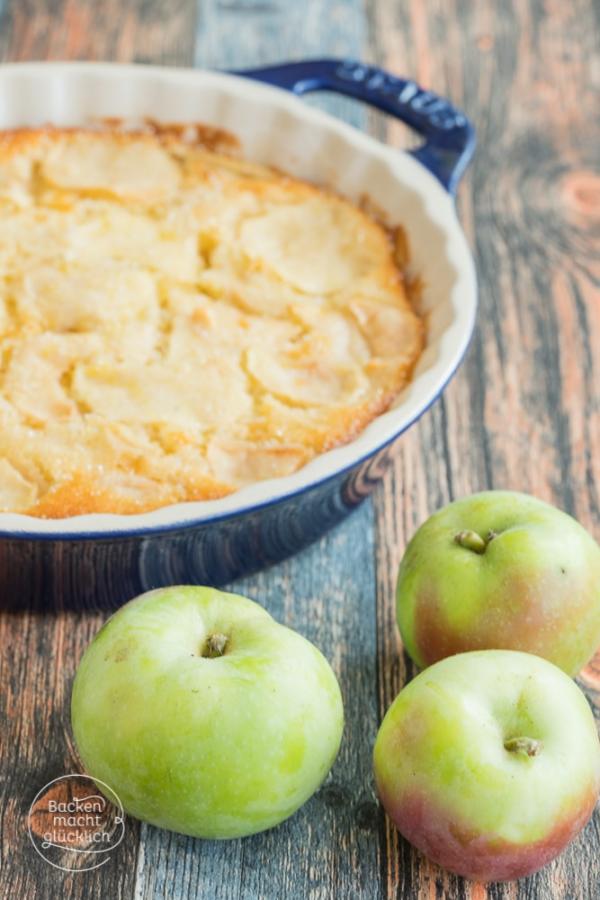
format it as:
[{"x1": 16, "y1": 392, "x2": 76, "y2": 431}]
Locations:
[{"x1": 0, "y1": 125, "x2": 423, "y2": 517}]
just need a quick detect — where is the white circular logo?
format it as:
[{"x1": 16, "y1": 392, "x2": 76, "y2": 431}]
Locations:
[{"x1": 28, "y1": 774, "x2": 125, "y2": 872}]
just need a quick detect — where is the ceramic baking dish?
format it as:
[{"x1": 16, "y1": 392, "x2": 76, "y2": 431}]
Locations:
[{"x1": 0, "y1": 59, "x2": 476, "y2": 596}]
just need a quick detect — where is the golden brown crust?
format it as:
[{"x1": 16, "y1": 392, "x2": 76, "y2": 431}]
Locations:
[{"x1": 0, "y1": 126, "x2": 423, "y2": 517}]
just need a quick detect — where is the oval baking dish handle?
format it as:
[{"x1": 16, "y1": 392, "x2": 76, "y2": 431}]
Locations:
[{"x1": 232, "y1": 58, "x2": 475, "y2": 195}]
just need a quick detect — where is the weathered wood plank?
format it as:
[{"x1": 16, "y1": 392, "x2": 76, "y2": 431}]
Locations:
[
  {"x1": 0, "y1": 3, "x2": 197, "y2": 900},
  {"x1": 0, "y1": 605, "x2": 140, "y2": 900},
  {"x1": 130, "y1": 3, "x2": 381, "y2": 898},
  {"x1": 195, "y1": 0, "x2": 368, "y2": 128},
  {"x1": 134, "y1": 507, "x2": 382, "y2": 900},
  {"x1": 0, "y1": 0, "x2": 196, "y2": 64},
  {"x1": 369, "y1": 0, "x2": 600, "y2": 897}
]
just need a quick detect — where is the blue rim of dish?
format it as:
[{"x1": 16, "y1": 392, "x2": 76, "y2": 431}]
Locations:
[{"x1": 0, "y1": 59, "x2": 477, "y2": 540}]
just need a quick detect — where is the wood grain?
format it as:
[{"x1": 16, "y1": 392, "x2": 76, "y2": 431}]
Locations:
[
  {"x1": 0, "y1": 0, "x2": 598, "y2": 899},
  {"x1": 0, "y1": 4, "x2": 197, "y2": 900},
  {"x1": 135, "y1": 3, "x2": 378, "y2": 898},
  {"x1": 134, "y1": 509, "x2": 383, "y2": 900},
  {"x1": 0, "y1": 0, "x2": 196, "y2": 64},
  {"x1": 369, "y1": 0, "x2": 600, "y2": 897}
]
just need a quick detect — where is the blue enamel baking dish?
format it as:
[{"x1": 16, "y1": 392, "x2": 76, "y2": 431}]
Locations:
[{"x1": 0, "y1": 59, "x2": 476, "y2": 602}]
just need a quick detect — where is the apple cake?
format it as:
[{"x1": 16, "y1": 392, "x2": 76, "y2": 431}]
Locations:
[{"x1": 0, "y1": 125, "x2": 423, "y2": 516}]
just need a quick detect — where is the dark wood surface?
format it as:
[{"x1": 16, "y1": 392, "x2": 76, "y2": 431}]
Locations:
[{"x1": 0, "y1": 1, "x2": 598, "y2": 898}]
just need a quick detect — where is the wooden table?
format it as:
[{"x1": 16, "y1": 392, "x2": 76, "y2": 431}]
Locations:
[{"x1": 1, "y1": 1, "x2": 598, "y2": 898}]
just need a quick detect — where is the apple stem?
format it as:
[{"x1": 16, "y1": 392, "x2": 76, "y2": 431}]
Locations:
[
  {"x1": 203, "y1": 633, "x2": 229, "y2": 658},
  {"x1": 454, "y1": 530, "x2": 487, "y2": 554},
  {"x1": 504, "y1": 736, "x2": 542, "y2": 758}
]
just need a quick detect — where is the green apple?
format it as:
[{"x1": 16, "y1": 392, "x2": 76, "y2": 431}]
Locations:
[
  {"x1": 397, "y1": 491, "x2": 600, "y2": 675},
  {"x1": 71, "y1": 586, "x2": 344, "y2": 839},
  {"x1": 374, "y1": 650, "x2": 600, "y2": 882}
]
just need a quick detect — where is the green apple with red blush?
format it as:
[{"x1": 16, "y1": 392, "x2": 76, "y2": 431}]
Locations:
[
  {"x1": 373, "y1": 650, "x2": 600, "y2": 882},
  {"x1": 71, "y1": 586, "x2": 344, "y2": 839},
  {"x1": 396, "y1": 491, "x2": 600, "y2": 675}
]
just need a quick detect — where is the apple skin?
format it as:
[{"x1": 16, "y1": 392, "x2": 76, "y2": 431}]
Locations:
[
  {"x1": 373, "y1": 650, "x2": 600, "y2": 882},
  {"x1": 397, "y1": 491, "x2": 600, "y2": 676},
  {"x1": 71, "y1": 586, "x2": 344, "y2": 839}
]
